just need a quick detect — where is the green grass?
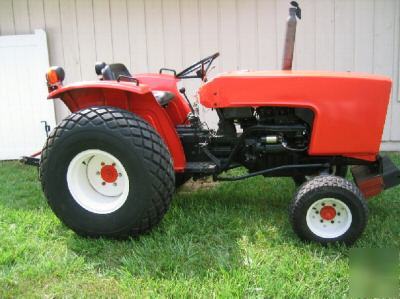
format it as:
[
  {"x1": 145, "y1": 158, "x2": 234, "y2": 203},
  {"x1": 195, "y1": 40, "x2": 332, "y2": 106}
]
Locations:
[{"x1": 0, "y1": 155, "x2": 399, "y2": 298}]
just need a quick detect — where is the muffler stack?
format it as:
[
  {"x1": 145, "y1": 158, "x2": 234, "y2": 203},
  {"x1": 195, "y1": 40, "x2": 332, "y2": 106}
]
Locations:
[{"x1": 282, "y1": 1, "x2": 301, "y2": 71}]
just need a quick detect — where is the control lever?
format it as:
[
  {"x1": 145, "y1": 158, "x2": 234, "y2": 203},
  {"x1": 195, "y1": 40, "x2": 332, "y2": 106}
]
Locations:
[
  {"x1": 179, "y1": 87, "x2": 201, "y2": 125},
  {"x1": 179, "y1": 87, "x2": 196, "y2": 116}
]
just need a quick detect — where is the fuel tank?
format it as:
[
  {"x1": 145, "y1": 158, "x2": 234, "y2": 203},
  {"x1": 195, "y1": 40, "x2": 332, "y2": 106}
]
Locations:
[{"x1": 199, "y1": 70, "x2": 392, "y2": 161}]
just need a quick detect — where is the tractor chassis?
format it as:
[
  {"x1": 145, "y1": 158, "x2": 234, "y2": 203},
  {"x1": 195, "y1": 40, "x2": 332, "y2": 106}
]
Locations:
[{"x1": 174, "y1": 122, "x2": 400, "y2": 199}]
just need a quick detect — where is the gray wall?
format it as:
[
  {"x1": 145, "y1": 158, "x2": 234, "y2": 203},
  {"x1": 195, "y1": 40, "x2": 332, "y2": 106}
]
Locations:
[{"x1": 0, "y1": 0, "x2": 399, "y2": 149}]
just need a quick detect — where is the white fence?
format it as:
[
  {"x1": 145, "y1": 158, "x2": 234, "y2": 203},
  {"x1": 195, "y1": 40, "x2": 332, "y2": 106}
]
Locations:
[{"x1": 0, "y1": 30, "x2": 55, "y2": 159}]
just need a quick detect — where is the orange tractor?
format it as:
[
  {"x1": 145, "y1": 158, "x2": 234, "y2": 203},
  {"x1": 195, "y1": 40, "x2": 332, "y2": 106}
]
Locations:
[{"x1": 27, "y1": 2, "x2": 398, "y2": 245}]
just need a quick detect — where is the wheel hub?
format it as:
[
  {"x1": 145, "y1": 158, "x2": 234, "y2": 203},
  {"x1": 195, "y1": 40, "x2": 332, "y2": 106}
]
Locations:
[
  {"x1": 100, "y1": 164, "x2": 118, "y2": 183},
  {"x1": 67, "y1": 149, "x2": 129, "y2": 214},
  {"x1": 320, "y1": 206, "x2": 336, "y2": 221},
  {"x1": 306, "y1": 198, "x2": 352, "y2": 238}
]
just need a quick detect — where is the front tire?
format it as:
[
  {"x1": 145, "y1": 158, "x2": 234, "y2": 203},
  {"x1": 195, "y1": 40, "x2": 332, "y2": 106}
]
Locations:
[
  {"x1": 40, "y1": 106, "x2": 175, "y2": 238},
  {"x1": 289, "y1": 175, "x2": 368, "y2": 245}
]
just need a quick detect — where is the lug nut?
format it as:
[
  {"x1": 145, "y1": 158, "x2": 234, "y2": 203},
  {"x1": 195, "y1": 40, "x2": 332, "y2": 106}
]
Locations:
[
  {"x1": 96, "y1": 171, "x2": 100, "y2": 175},
  {"x1": 102, "y1": 182, "x2": 106, "y2": 186},
  {"x1": 320, "y1": 220, "x2": 323, "y2": 223},
  {"x1": 112, "y1": 163, "x2": 116, "y2": 166},
  {"x1": 119, "y1": 173, "x2": 122, "y2": 177},
  {"x1": 331, "y1": 220, "x2": 335, "y2": 224},
  {"x1": 101, "y1": 162, "x2": 105, "y2": 166},
  {"x1": 113, "y1": 182, "x2": 117, "y2": 186}
]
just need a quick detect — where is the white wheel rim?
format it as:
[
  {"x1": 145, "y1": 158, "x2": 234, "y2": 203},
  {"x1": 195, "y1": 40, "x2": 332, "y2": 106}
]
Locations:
[
  {"x1": 67, "y1": 149, "x2": 129, "y2": 214},
  {"x1": 306, "y1": 198, "x2": 352, "y2": 239}
]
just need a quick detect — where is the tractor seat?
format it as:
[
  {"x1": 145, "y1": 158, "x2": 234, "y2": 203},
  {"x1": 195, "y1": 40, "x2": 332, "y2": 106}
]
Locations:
[
  {"x1": 152, "y1": 91, "x2": 175, "y2": 106},
  {"x1": 95, "y1": 62, "x2": 174, "y2": 106},
  {"x1": 101, "y1": 63, "x2": 132, "y2": 80}
]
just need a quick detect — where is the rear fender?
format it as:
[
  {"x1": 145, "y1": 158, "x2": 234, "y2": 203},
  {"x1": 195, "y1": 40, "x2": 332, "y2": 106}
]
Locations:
[{"x1": 48, "y1": 81, "x2": 186, "y2": 171}]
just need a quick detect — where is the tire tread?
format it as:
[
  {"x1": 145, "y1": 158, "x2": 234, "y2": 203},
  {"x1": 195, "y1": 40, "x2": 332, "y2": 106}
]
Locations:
[
  {"x1": 40, "y1": 106, "x2": 175, "y2": 238},
  {"x1": 289, "y1": 175, "x2": 368, "y2": 245}
]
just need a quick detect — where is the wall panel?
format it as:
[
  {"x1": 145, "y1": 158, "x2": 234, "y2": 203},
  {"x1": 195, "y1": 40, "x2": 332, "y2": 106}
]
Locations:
[
  {"x1": 1, "y1": 0, "x2": 400, "y2": 147},
  {"x1": 0, "y1": 0, "x2": 16, "y2": 35}
]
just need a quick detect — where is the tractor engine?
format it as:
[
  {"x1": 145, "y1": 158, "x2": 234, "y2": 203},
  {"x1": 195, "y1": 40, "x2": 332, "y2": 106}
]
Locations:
[{"x1": 216, "y1": 107, "x2": 313, "y2": 173}]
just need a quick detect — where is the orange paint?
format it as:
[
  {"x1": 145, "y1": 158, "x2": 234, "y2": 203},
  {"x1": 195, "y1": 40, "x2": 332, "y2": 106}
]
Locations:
[{"x1": 199, "y1": 70, "x2": 392, "y2": 162}]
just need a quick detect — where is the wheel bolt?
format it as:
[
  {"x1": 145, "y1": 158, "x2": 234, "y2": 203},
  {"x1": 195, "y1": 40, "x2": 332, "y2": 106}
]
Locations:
[
  {"x1": 333, "y1": 204, "x2": 336, "y2": 207},
  {"x1": 102, "y1": 182, "x2": 106, "y2": 186},
  {"x1": 321, "y1": 203, "x2": 325, "y2": 206},
  {"x1": 96, "y1": 171, "x2": 100, "y2": 175},
  {"x1": 315, "y1": 211, "x2": 319, "y2": 214},
  {"x1": 101, "y1": 162, "x2": 105, "y2": 166},
  {"x1": 112, "y1": 163, "x2": 116, "y2": 166},
  {"x1": 331, "y1": 220, "x2": 335, "y2": 224},
  {"x1": 119, "y1": 173, "x2": 122, "y2": 177},
  {"x1": 320, "y1": 219, "x2": 323, "y2": 223},
  {"x1": 337, "y1": 212, "x2": 341, "y2": 216},
  {"x1": 113, "y1": 182, "x2": 117, "y2": 186}
]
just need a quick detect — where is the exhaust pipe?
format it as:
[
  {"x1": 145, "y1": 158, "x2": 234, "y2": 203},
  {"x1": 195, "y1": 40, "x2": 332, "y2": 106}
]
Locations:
[{"x1": 282, "y1": 1, "x2": 301, "y2": 71}]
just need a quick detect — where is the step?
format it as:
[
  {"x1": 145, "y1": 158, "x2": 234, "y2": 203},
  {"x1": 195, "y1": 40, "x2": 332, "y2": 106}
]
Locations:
[{"x1": 185, "y1": 162, "x2": 217, "y2": 174}]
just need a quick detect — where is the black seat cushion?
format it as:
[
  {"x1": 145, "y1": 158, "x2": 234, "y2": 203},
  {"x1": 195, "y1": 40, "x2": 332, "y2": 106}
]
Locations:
[
  {"x1": 95, "y1": 62, "x2": 107, "y2": 75},
  {"x1": 102, "y1": 63, "x2": 132, "y2": 80}
]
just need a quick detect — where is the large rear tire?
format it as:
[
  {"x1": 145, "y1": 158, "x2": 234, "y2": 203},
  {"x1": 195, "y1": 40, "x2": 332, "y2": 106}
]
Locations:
[{"x1": 40, "y1": 106, "x2": 175, "y2": 238}]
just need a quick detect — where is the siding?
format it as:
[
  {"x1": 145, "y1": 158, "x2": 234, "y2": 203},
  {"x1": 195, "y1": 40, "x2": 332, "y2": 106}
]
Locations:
[{"x1": 0, "y1": 0, "x2": 399, "y2": 147}]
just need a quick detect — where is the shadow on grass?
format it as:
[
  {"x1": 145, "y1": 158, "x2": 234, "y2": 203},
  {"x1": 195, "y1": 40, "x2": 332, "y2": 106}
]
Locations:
[{"x1": 63, "y1": 177, "x2": 340, "y2": 281}]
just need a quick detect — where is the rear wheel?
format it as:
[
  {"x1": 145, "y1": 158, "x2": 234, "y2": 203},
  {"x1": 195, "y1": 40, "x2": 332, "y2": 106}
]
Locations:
[
  {"x1": 290, "y1": 175, "x2": 368, "y2": 245},
  {"x1": 40, "y1": 106, "x2": 175, "y2": 238}
]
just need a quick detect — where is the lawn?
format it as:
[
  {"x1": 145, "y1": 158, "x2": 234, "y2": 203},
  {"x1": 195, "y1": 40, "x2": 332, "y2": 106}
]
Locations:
[{"x1": 0, "y1": 154, "x2": 399, "y2": 298}]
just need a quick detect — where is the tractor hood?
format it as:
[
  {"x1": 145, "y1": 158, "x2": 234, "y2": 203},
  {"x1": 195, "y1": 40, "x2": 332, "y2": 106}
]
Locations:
[
  {"x1": 199, "y1": 70, "x2": 392, "y2": 162},
  {"x1": 199, "y1": 70, "x2": 391, "y2": 108}
]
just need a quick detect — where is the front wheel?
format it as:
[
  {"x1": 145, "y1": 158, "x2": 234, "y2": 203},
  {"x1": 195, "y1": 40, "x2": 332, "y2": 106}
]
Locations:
[
  {"x1": 40, "y1": 106, "x2": 175, "y2": 238},
  {"x1": 289, "y1": 175, "x2": 368, "y2": 245}
]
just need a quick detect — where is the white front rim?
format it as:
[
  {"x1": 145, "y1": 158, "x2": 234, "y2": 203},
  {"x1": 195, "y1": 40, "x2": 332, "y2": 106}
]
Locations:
[
  {"x1": 67, "y1": 149, "x2": 129, "y2": 214},
  {"x1": 306, "y1": 198, "x2": 352, "y2": 239}
]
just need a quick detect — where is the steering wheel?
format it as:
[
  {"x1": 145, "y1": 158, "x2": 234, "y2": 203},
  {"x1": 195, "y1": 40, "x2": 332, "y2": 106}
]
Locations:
[{"x1": 177, "y1": 52, "x2": 220, "y2": 80}]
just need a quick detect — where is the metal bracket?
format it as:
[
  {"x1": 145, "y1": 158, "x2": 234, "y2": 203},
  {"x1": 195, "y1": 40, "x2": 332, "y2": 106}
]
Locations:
[{"x1": 41, "y1": 121, "x2": 51, "y2": 137}]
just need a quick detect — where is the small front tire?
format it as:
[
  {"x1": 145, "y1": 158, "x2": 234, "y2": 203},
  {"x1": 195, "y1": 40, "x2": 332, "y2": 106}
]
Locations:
[{"x1": 290, "y1": 175, "x2": 368, "y2": 245}]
